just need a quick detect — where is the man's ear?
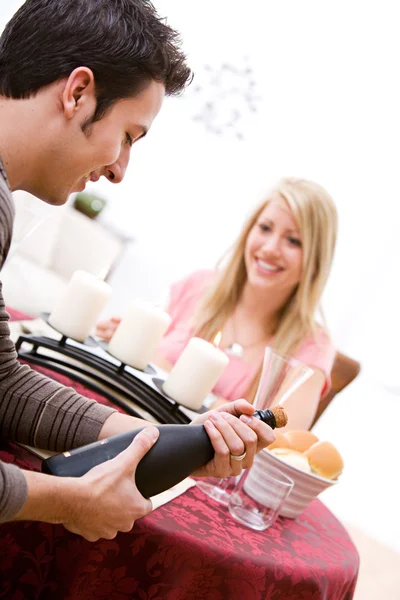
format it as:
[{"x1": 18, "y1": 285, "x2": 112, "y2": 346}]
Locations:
[{"x1": 62, "y1": 67, "x2": 96, "y2": 119}]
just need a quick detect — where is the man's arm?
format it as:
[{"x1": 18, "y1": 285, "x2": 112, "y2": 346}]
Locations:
[
  {"x1": 0, "y1": 279, "x2": 118, "y2": 522},
  {"x1": 12, "y1": 427, "x2": 160, "y2": 541},
  {"x1": 8, "y1": 402, "x2": 274, "y2": 538},
  {"x1": 0, "y1": 285, "x2": 118, "y2": 453},
  {"x1": 99, "y1": 399, "x2": 276, "y2": 479},
  {"x1": 0, "y1": 283, "x2": 274, "y2": 528},
  {"x1": 2, "y1": 399, "x2": 274, "y2": 532}
]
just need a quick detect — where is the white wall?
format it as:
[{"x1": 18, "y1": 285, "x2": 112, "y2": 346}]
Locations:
[
  {"x1": 2, "y1": 1, "x2": 400, "y2": 550},
  {"x1": 103, "y1": 4, "x2": 400, "y2": 550}
]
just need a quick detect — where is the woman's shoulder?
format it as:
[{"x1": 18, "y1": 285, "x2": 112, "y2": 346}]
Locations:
[
  {"x1": 295, "y1": 326, "x2": 336, "y2": 368},
  {"x1": 306, "y1": 325, "x2": 333, "y2": 346},
  {"x1": 172, "y1": 269, "x2": 216, "y2": 297},
  {"x1": 182, "y1": 268, "x2": 217, "y2": 286},
  {"x1": 293, "y1": 327, "x2": 337, "y2": 398},
  {"x1": 167, "y1": 269, "x2": 217, "y2": 315}
]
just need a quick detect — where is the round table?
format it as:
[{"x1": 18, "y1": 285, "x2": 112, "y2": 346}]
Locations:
[{"x1": 0, "y1": 309, "x2": 359, "y2": 599}]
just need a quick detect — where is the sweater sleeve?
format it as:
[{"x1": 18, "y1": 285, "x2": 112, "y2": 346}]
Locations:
[
  {"x1": 0, "y1": 166, "x2": 113, "y2": 523},
  {"x1": 0, "y1": 282, "x2": 117, "y2": 521},
  {"x1": 0, "y1": 285, "x2": 116, "y2": 451},
  {"x1": 0, "y1": 461, "x2": 28, "y2": 523}
]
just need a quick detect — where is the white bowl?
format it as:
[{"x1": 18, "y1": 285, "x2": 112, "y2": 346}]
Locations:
[{"x1": 245, "y1": 449, "x2": 338, "y2": 519}]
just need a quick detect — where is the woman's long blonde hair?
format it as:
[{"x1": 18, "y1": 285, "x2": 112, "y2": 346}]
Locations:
[{"x1": 192, "y1": 177, "x2": 338, "y2": 401}]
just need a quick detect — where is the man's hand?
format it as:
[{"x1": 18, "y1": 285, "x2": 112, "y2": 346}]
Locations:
[
  {"x1": 190, "y1": 399, "x2": 275, "y2": 478},
  {"x1": 15, "y1": 427, "x2": 160, "y2": 541}
]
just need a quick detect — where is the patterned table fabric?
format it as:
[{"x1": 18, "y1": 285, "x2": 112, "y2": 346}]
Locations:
[{"x1": 0, "y1": 309, "x2": 359, "y2": 600}]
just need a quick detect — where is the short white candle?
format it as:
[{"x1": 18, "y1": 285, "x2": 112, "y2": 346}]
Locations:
[
  {"x1": 49, "y1": 270, "x2": 112, "y2": 342},
  {"x1": 162, "y1": 337, "x2": 229, "y2": 410},
  {"x1": 108, "y1": 300, "x2": 172, "y2": 370}
]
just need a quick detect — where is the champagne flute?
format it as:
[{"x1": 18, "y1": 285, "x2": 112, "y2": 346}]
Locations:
[{"x1": 195, "y1": 347, "x2": 313, "y2": 505}]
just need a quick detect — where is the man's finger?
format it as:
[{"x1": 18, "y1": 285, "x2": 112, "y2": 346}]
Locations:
[
  {"x1": 215, "y1": 398, "x2": 255, "y2": 418},
  {"x1": 208, "y1": 411, "x2": 246, "y2": 457},
  {"x1": 246, "y1": 417, "x2": 276, "y2": 450},
  {"x1": 112, "y1": 426, "x2": 160, "y2": 474}
]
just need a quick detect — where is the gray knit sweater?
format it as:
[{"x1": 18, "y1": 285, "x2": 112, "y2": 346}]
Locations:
[{"x1": 0, "y1": 157, "x2": 116, "y2": 522}]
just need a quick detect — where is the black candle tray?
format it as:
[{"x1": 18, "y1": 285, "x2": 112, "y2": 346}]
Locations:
[{"x1": 15, "y1": 333, "x2": 193, "y2": 425}]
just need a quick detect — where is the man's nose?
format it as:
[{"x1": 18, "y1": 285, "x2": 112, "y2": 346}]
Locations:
[{"x1": 105, "y1": 146, "x2": 130, "y2": 184}]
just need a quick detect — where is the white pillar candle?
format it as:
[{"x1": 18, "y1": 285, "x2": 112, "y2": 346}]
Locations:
[
  {"x1": 163, "y1": 337, "x2": 229, "y2": 410},
  {"x1": 108, "y1": 300, "x2": 172, "y2": 370},
  {"x1": 49, "y1": 270, "x2": 112, "y2": 342}
]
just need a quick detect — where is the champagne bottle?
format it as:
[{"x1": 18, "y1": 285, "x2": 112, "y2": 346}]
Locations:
[{"x1": 42, "y1": 406, "x2": 287, "y2": 498}]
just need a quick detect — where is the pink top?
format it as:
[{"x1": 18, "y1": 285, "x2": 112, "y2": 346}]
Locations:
[{"x1": 156, "y1": 270, "x2": 336, "y2": 401}]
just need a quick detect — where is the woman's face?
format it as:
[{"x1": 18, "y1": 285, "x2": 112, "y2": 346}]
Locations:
[{"x1": 244, "y1": 196, "x2": 303, "y2": 297}]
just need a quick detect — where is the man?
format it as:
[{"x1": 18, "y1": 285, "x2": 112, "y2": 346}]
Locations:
[{"x1": 0, "y1": 0, "x2": 275, "y2": 541}]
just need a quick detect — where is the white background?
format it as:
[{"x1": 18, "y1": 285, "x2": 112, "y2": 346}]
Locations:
[{"x1": 2, "y1": 1, "x2": 400, "y2": 550}]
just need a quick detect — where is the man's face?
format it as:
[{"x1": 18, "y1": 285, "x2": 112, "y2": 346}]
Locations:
[{"x1": 35, "y1": 79, "x2": 165, "y2": 205}]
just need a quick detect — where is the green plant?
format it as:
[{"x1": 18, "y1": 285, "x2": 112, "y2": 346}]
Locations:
[{"x1": 73, "y1": 192, "x2": 107, "y2": 219}]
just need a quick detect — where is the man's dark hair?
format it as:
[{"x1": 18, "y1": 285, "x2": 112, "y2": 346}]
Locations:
[{"x1": 0, "y1": 0, "x2": 192, "y2": 123}]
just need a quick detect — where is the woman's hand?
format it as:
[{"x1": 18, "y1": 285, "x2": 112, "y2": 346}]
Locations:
[
  {"x1": 190, "y1": 399, "x2": 275, "y2": 478},
  {"x1": 95, "y1": 316, "x2": 121, "y2": 341}
]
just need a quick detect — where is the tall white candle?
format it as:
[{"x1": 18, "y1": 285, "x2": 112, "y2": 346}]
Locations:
[
  {"x1": 108, "y1": 300, "x2": 172, "y2": 370},
  {"x1": 162, "y1": 337, "x2": 229, "y2": 410},
  {"x1": 49, "y1": 270, "x2": 112, "y2": 342}
]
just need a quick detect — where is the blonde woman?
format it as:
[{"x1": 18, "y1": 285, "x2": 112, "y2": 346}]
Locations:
[{"x1": 96, "y1": 177, "x2": 338, "y2": 431}]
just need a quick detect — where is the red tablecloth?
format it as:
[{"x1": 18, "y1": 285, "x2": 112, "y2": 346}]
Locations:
[{"x1": 0, "y1": 309, "x2": 359, "y2": 599}]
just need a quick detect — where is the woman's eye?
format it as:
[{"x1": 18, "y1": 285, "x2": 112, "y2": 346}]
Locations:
[
  {"x1": 259, "y1": 223, "x2": 271, "y2": 232},
  {"x1": 288, "y1": 237, "x2": 302, "y2": 247}
]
